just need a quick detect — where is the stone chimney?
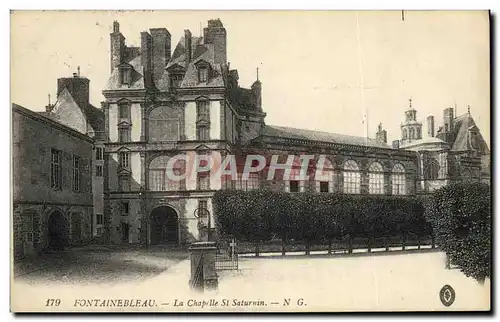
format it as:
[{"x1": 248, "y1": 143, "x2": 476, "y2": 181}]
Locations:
[
  {"x1": 45, "y1": 93, "x2": 54, "y2": 112},
  {"x1": 184, "y1": 29, "x2": 192, "y2": 64},
  {"x1": 110, "y1": 21, "x2": 125, "y2": 74},
  {"x1": 140, "y1": 31, "x2": 153, "y2": 87},
  {"x1": 443, "y1": 107, "x2": 454, "y2": 133},
  {"x1": 203, "y1": 19, "x2": 227, "y2": 64},
  {"x1": 427, "y1": 115, "x2": 435, "y2": 137},
  {"x1": 150, "y1": 28, "x2": 171, "y2": 84},
  {"x1": 57, "y1": 73, "x2": 90, "y2": 110},
  {"x1": 251, "y1": 80, "x2": 262, "y2": 112},
  {"x1": 392, "y1": 140, "x2": 400, "y2": 149}
]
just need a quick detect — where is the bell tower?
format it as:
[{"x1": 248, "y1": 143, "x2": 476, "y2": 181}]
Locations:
[{"x1": 400, "y1": 98, "x2": 423, "y2": 145}]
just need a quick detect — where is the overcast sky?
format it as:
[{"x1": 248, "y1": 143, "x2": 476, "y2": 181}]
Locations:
[{"x1": 11, "y1": 10, "x2": 490, "y2": 146}]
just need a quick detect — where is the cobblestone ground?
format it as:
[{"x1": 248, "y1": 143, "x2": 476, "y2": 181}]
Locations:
[{"x1": 13, "y1": 245, "x2": 190, "y2": 285}]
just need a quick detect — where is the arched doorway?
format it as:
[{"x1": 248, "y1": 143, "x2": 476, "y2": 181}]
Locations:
[
  {"x1": 48, "y1": 211, "x2": 69, "y2": 250},
  {"x1": 150, "y1": 206, "x2": 179, "y2": 245}
]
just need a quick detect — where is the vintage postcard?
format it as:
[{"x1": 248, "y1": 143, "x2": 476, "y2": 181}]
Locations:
[{"x1": 10, "y1": 10, "x2": 491, "y2": 312}]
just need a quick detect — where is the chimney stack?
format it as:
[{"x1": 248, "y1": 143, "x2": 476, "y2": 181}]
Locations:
[
  {"x1": 392, "y1": 140, "x2": 400, "y2": 149},
  {"x1": 427, "y1": 115, "x2": 435, "y2": 137},
  {"x1": 443, "y1": 107, "x2": 454, "y2": 133},
  {"x1": 150, "y1": 28, "x2": 171, "y2": 85},
  {"x1": 140, "y1": 31, "x2": 153, "y2": 87},
  {"x1": 110, "y1": 21, "x2": 125, "y2": 74},
  {"x1": 57, "y1": 74, "x2": 90, "y2": 110},
  {"x1": 184, "y1": 29, "x2": 192, "y2": 64},
  {"x1": 203, "y1": 19, "x2": 227, "y2": 64}
]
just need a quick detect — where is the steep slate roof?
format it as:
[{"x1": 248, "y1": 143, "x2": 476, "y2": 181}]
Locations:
[
  {"x1": 400, "y1": 136, "x2": 449, "y2": 149},
  {"x1": 86, "y1": 104, "x2": 105, "y2": 132},
  {"x1": 451, "y1": 114, "x2": 489, "y2": 153},
  {"x1": 262, "y1": 125, "x2": 391, "y2": 148},
  {"x1": 160, "y1": 36, "x2": 224, "y2": 90},
  {"x1": 45, "y1": 87, "x2": 104, "y2": 134},
  {"x1": 233, "y1": 87, "x2": 258, "y2": 110},
  {"x1": 105, "y1": 47, "x2": 145, "y2": 90}
]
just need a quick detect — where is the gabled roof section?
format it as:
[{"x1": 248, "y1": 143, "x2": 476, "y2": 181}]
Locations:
[
  {"x1": 159, "y1": 37, "x2": 224, "y2": 90},
  {"x1": 49, "y1": 87, "x2": 104, "y2": 133},
  {"x1": 52, "y1": 87, "x2": 80, "y2": 115},
  {"x1": 451, "y1": 114, "x2": 489, "y2": 154},
  {"x1": 262, "y1": 125, "x2": 392, "y2": 148}
]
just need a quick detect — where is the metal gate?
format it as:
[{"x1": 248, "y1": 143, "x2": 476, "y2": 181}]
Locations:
[{"x1": 215, "y1": 238, "x2": 238, "y2": 271}]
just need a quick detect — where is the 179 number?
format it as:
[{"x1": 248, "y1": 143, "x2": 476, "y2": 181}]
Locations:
[{"x1": 45, "y1": 299, "x2": 61, "y2": 307}]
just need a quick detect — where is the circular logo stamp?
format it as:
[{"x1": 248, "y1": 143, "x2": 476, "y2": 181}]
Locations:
[{"x1": 439, "y1": 285, "x2": 456, "y2": 307}]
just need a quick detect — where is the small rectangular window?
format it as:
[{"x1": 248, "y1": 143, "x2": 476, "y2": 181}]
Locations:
[
  {"x1": 96, "y1": 147, "x2": 104, "y2": 161},
  {"x1": 96, "y1": 165, "x2": 103, "y2": 177},
  {"x1": 289, "y1": 180, "x2": 299, "y2": 193},
  {"x1": 198, "y1": 199, "x2": 208, "y2": 210},
  {"x1": 197, "y1": 172, "x2": 210, "y2": 190},
  {"x1": 51, "y1": 149, "x2": 62, "y2": 189},
  {"x1": 72, "y1": 156, "x2": 80, "y2": 192},
  {"x1": 199, "y1": 67, "x2": 208, "y2": 82},
  {"x1": 171, "y1": 74, "x2": 183, "y2": 88},
  {"x1": 320, "y1": 181, "x2": 329, "y2": 193},
  {"x1": 122, "y1": 202, "x2": 129, "y2": 215},
  {"x1": 119, "y1": 152, "x2": 130, "y2": 168},
  {"x1": 119, "y1": 104, "x2": 129, "y2": 119},
  {"x1": 96, "y1": 213, "x2": 103, "y2": 225},
  {"x1": 119, "y1": 176, "x2": 130, "y2": 192},
  {"x1": 119, "y1": 127, "x2": 130, "y2": 143},
  {"x1": 196, "y1": 125, "x2": 210, "y2": 141}
]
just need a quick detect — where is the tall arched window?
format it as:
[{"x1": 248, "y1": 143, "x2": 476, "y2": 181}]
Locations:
[
  {"x1": 403, "y1": 128, "x2": 408, "y2": 139},
  {"x1": 343, "y1": 160, "x2": 360, "y2": 194},
  {"x1": 149, "y1": 106, "x2": 180, "y2": 142},
  {"x1": 392, "y1": 164, "x2": 406, "y2": 195},
  {"x1": 148, "y1": 155, "x2": 185, "y2": 191},
  {"x1": 369, "y1": 162, "x2": 384, "y2": 194}
]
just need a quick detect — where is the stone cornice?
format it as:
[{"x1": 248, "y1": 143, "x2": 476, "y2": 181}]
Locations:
[{"x1": 253, "y1": 135, "x2": 418, "y2": 158}]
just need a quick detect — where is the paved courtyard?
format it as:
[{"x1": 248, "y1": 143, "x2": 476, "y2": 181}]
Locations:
[{"x1": 13, "y1": 245, "x2": 190, "y2": 285}]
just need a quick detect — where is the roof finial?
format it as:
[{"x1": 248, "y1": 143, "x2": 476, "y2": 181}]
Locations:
[
  {"x1": 409, "y1": 97, "x2": 412, "y2": 108},
  {"x1": 48, "y1": 93, "x2": 51, "y2": 105},
  {"x1": 468, "y1": 105, "x2": 471, "y2": 114},
  {"x1": 77, "y1": 66, "x2": 80, "y2": 77},
  {"x1": 256, "y1": 67, "x2": 259, "y2": 81}
]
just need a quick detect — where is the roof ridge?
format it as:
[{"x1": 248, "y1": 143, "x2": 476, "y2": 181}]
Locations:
[{"x1": 268, "y1": 124, "x2": 378, "y2": 141}]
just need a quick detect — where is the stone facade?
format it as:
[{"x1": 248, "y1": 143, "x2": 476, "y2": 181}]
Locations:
[{"x1": 12, "y1": 104, "x2": 94, "y2": 260}]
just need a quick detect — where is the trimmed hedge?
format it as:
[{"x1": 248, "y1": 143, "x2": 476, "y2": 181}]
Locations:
[
  {"x1": 425, "y1": 182, "x2": 491, "y2": 282},
  {"x1": 213, "y1": 190, "x2": 431, "y2": 247}
]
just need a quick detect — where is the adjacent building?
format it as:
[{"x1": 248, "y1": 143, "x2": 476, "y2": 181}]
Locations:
[
  {"x1": 12, "y1": 104, "x2": 94, "y2": 259},
  {"x1": 101, "y1": 19, "x2": 489, "y2": 247}
]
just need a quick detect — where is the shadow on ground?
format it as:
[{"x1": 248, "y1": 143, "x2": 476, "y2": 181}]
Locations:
[{"x1": 13, "y1": 245, "x2": 190, "y2": 285}]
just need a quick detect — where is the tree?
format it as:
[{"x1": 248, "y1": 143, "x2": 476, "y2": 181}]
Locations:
[{"x1": 425, "y1": 182, "x2": 491, "y2": 283}]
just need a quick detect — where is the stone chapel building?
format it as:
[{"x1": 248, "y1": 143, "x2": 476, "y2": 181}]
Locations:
[{"x1": 100, "y1": 19, "x2": 490, "y2": 246}]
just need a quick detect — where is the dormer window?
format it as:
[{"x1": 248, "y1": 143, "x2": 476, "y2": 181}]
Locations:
[
  {"x1": 170, "y1": 74, "x2": 184, "y2": 88},
  {"x1": 195, "y1": 60, "x2": 210, "y2": 83},
  {"x1": 199, "y1": 67, "x2": 208, "y2": 83},
  {"x1": 118, "y1": 65, "x2": 132, "y2": 86}
]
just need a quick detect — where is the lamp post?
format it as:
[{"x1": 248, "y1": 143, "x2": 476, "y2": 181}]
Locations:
[{"x1": 194, "y1": 208, "x2": 211, "y2": 242}]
